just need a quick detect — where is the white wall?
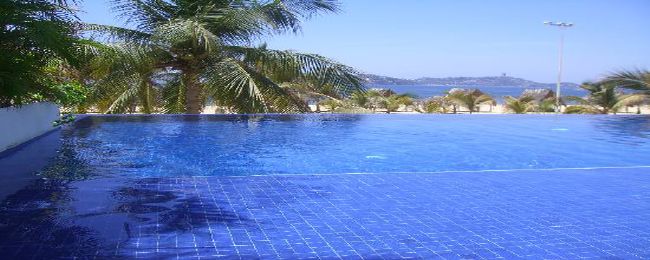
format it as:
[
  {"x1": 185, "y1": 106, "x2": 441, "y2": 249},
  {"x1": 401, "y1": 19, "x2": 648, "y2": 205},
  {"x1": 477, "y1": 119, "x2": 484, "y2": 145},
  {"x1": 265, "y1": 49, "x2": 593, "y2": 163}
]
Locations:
[{"x1": 0, "y1": 102, "x2": 60, "y2": 153}]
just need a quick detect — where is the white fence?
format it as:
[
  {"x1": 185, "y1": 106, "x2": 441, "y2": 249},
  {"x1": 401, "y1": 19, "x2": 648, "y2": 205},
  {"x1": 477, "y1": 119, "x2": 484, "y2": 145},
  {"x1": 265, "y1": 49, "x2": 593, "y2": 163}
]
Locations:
[{"x1": 0, "y1": 102, "x2": 60, "y2": 153}]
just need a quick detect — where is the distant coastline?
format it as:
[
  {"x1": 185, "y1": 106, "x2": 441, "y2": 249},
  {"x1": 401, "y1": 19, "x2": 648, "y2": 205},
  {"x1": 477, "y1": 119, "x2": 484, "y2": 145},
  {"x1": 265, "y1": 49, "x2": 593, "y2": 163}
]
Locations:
[
  {"x1": 367, "y1": 85, "x2": 586, "y2": 102},
  {"x1": 362, "y1": 74, "x2": 580, "y2": 89}
]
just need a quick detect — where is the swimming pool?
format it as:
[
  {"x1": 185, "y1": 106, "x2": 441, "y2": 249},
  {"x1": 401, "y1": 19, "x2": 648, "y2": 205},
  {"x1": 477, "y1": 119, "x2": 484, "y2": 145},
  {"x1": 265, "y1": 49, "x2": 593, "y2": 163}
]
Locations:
[
  {"x1": 0, "y1": 114, "x2": 649, "y2": 259},
  {"x1": 38, "y1": 114, "x2": 650, "y2": 177}
]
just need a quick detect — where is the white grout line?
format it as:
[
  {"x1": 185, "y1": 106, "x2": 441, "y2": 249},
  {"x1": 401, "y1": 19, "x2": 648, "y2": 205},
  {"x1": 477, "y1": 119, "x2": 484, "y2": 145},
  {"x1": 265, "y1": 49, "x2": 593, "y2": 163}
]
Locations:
[{"x1": 188, "y1": 165, "x2": 650, "y2": 178}]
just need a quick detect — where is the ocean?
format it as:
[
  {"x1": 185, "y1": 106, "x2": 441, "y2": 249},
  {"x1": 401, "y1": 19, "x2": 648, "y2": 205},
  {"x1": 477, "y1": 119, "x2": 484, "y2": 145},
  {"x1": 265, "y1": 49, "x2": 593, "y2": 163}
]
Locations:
[{"x1": 371, "y1": 85, "x2": 587, "y2": 102}]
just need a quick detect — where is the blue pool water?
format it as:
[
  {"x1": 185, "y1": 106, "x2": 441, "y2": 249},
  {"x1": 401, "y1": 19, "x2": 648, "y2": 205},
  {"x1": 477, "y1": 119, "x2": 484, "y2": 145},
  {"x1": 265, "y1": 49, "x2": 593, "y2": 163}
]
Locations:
[
  {"x1": 0, "y1": 114, "x2": 649, "y2": 259},
  {"x1": 41, "y1": 114, "x2": 650, "y2": 177}
]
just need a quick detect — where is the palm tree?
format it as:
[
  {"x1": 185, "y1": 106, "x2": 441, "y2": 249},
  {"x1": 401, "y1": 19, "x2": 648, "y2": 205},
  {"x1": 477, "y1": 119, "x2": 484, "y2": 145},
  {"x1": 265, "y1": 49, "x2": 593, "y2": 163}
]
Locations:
[
  {"x1": 565, "y1": 82, "x2": 641, "y2": 114},
  {"x1": 504, "y1": 95, "x2": 534, "y2": 114},
  {"x1": 520, "y1": 89, "x2": 559, "y2": 112},
  {"x1": 445, "y1": 88, "x2": 496, "y2": 114},
  {"x1": 86, "y1": 0, "x2": 363, "y2": 114},
  {"x1": 502, "y1": 89, "x2": 559, "y2": 114},
  {"x1": 421, "y1": 96, "x2": 452, "y2": 113},
  {"x1": 385, "y1": 94, "x2": 414, "y2": 113},
  {"x1": 604, "y1": 69, "x2": 650, "y2": 105}
]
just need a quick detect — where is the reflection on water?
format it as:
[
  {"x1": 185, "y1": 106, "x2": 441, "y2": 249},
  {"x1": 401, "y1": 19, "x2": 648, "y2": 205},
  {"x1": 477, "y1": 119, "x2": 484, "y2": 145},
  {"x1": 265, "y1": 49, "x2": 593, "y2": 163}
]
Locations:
[
  {"x1": 38, "y1": 135, "x2": 93, "y2": 181},
  {"x1": 0, "y1": 131, "x2": 61, "y2": 201},
  {"x1": 593, "y1": 115, "x2": 650, "y2": 140},
  {"x1": 0, "y1": 179, "x2": 103, "y2": 257}
]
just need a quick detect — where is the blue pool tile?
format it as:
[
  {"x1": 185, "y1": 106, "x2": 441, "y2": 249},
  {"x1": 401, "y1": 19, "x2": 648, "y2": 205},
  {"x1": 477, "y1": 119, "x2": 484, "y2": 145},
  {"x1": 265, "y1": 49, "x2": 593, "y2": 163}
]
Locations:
[{"x1": 1, "y1": 167, "x2": 650, "y2": 258}]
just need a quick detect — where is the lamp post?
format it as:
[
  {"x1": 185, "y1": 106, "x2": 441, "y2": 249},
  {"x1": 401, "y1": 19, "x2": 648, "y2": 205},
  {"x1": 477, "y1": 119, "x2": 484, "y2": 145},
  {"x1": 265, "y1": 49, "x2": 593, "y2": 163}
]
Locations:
[{"x1": 544, "y1": 21, "x2": 573, "y2": 113}]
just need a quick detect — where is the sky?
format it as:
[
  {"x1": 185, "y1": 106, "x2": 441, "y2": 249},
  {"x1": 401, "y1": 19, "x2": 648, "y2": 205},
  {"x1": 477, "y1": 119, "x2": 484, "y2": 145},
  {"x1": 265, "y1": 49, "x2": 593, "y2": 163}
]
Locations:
[{"x1": 79, "y1": 0, "x2": 650, "y2": 84}]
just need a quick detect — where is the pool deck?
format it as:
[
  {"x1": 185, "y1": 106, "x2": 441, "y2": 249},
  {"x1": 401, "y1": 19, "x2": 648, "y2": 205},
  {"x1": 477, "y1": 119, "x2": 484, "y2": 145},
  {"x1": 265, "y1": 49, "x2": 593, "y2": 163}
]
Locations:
[{"x1": 0, "y1": 168, "x2": 649, "y2": 259}]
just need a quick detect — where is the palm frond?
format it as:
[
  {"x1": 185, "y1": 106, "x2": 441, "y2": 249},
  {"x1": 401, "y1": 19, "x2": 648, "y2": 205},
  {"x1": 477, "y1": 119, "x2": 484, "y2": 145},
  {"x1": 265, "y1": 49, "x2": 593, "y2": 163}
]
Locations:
[
  {"x1": 85, "y1": 43, "x2": 162, "y2": 113},
  {"x1": 604, "y1": 69, "x2": 650, "y2": 91},
  {"x1": 564, "y1": 105, "x2": 594, "y2": 114},
  {"x1": 111, "y1": 0, "x2": 173, "y2": 31},
  {"x1": 102, "y1": 74, "x2": 141, "y2": 113},
  {"x1": 504, "y1": 96, "x2": 534, "y2": 114},
  {"x1": 564, "y1": 96, "x2": 589, "y2": 105},
  {"x1": 203, "y1": 58, "x2": 308, "y2": 113},
  {"x1": 160, "y1": 73, "x2": 186, "y2": 113},
  {"x1": 0, "y1": 0, "x2": 82, "y2": 107},
  {"x1": 197, "y1": 0, "x2": 339, "y2": 43},
  {"x1": 83, "y1": 23, "x2": 153, "y2": 44},
  {"x1": 152, "y1": 18, "x2": 223, "y2": 53},
  {"x1": 225, "y1": 46, "x2": 363, "y2": 98},
  {"x1": 445, "y1": 89, "x2": 494, "y2": 113},
  {"x1": 279, "y1": 0, "x2": 341, "y2": 16},
  {"x1": 617, "y1": 94, "x2": 648, "y2": 108}
]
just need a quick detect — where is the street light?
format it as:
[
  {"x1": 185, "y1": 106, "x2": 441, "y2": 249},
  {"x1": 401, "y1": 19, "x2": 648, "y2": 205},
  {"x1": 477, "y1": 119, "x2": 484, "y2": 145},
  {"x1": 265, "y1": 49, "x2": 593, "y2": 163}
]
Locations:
[{"x1": 544, "y1": 21, "x2": 573, "y2": 113}]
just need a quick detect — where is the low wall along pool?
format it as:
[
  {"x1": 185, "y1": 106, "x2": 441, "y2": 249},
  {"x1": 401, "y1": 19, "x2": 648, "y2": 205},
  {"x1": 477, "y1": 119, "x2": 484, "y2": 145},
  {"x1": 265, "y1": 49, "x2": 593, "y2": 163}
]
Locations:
[{"x1": 0, "y1": 102, "x2": 60, "y2": 153}]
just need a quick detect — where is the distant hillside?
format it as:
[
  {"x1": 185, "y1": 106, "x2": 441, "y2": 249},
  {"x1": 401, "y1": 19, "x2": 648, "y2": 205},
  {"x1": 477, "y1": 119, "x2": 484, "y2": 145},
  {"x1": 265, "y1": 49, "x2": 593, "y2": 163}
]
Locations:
[{"x1": 361, "y1": 74, "x2": 579, "y2": 89}]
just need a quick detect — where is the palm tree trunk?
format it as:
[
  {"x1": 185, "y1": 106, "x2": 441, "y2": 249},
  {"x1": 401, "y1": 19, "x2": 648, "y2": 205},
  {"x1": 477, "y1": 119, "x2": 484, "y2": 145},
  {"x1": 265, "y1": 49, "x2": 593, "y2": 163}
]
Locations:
[
  {"x1": 183, "y1": 72, "x2": 203, "y2": 114},
  {"x1": 140, "y1": 80, "x2": 152, "y2": 114},
  {"x1": 129, "y1": 102, "x2": 137, "y2": 114}
]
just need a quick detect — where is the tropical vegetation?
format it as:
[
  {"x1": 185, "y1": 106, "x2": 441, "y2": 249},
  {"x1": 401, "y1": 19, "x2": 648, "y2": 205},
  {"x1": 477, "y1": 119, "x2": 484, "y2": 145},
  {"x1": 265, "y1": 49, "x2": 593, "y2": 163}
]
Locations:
[
  {"x1": 503, "y1": 89, "x2": 558, "y2": 114},
  {"x1": 385, "y1": 94, "x2": 415, "y2": 113},
  {"x1": 84, "y1": 0, "x2": 364, "y2": 114},
  {"x1": 564, "y1": 81, "x2": 645, "y2": 114},
  {"x1": 0, "y1": 0, "x2": 95, "y2": 108},
  {"x1": 445, "y1": 88, "x2": 496, "y2": 114},
  {"x1": 421, "y1": 96, "x2": 452, "y2": 113},
  {"x1": 565, "y1": 82, "x2": 624, "y2": 114},
  {"x1": 316, "y1": 89, "x2": 415, "y2": 113},
  {"x1": 604, "y1": 69, "x2": 650, "y2": 103},
  {"x1": 1, "y1": 0, "x2": 364, "y2": 114},
  {"x1": 503, "y1": 95, "x2": 535, "y2": 114}
]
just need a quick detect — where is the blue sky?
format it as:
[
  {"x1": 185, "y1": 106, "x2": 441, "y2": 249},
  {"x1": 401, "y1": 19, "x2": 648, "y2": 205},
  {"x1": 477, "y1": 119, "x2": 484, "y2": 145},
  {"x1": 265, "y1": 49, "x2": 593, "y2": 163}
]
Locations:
[{"x1": 79, "y1": 0, "x2": 650, "y2": 83}]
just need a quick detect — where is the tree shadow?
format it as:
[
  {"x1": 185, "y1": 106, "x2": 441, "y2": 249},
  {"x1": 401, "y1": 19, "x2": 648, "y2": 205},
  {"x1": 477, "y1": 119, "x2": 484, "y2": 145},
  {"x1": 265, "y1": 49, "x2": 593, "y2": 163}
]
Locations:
[
  {"x1": 110, "y1": 182, "x2": 253, "y2": 233},
  {"x1": 0, "y1": 176, "x2": 257, "y2": 258},
  {"x1": 0, "y1": 179, "x2": 104, "y2": 258}
]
